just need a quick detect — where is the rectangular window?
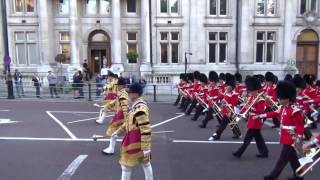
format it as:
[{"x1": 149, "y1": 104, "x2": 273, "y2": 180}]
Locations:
[
  {"x1": 128, "y1": 33, "x2": 137, "y2": 41},
  {"x1": 127, "y1": 44, "x2": 137, "y2": 63},
  {"x1": 171, "y1": 43, "x2": 179, "y2": 63},
  {"x1": 256, "y1": 31, "x2": 276, "y2": 63},
  {"x1": 300, "y1": 0, "x2": 307, "y2": 14},
  {"x1": 60, "y1": 32, "x2": 70, "y2": 41},
  {"x1": 160, "y1": 31, "x2": 179, "y2": 63},
  {"x1": 170, "y1": 0, "x2": 178, "y2": 13},
  {"x1": 100, "y1": 0, "x2": 111, "y2": 14},
  {"x1": 15, "y1": 0, "x2": 24, "y2": 12},
  {"x1": 86, "y1": 0, "x2": 97, "y2": 15},
  {"x1": 59, "y1": 32, "x2": 71, "y2": 63},
  {"x1": 257, "y1": 0, "x2": 275, "y2": 16},
  {"x1": 311, "y1": 0, "x2": 317, "y2": 12},
  {"x1": 127, "y1": 32, "x2": 138, "y2": 63},
  {"x1": 161, "y1": 32, "x2": 168, "y2": 40},
  {"x1": 16, "y1": 44, "x2": 26, "y2": 64},
  {"x1": 209, "y1": 0, "x2": 228, "y2": 16},
  {"x1": 257, "y1": 0, "x2": 265, "y2": 15},
  {"x1": 208, "y1": 32, "x2": 228, "y2": 64},
  {"x1": 160, "y1": 0, "x2": 179, "y2": 15},
  {"x1": 15, "y1": 0, "x2": 35, "y2": 13},
  {"x1": 59, "y1": 0, "x2": 69, "y2": 15},
  {"x1": 220, "y1": 0, "x2": 227, "y2": 15},
  {"x1": 127, "y1": 0, "x2": 136, "y2": 13},
  {"x1": 161, "y1": 43, "x2": 168, "y2": 63},
  {"x1": 209, "y1": 44, "x2": 216, "y2": 63},
  {"x1": 210, "y1": 0, "x2": 217, "y2": 15},
  {"x1": 266, "y1": 0, "x2": 275, "y2": 15},
  {"x1": 299, "y1": 0, "x2": 317, "y2": 15},
  {"x1": 15, "y1": 31, "x2": 39, "y2": 65},
  {"x1": 219, "y1": 43, "x2": 227, "y2": 63},
  {"x1": 28, "y1": 44, "x2": 38, "y2": 64},
  {"x1": 26, "y1": 0, "x2": 34, "y2": 12},
  {"x1": 161, "y1": 0, "x2": 168, "y2": 13}
]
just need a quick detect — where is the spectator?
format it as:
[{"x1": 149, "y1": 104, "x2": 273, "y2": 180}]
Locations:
[
  {"x1": 13, "y1": 69, "x2": 24, "y2": 97},
  {"x1": 47, "y1": 71, "x2": 59, "y2": 98},
  {"x1": 139, "y1": 77, "x2": 147, "y2": 89},
  {"x1": 32, "y1": 73, "x2": 41, "y2": 98},
  {"x1": 95, "y1": 73, "x2": 103, "y2": 97},
  {"x1": 78, "y1": 71, "x2": 84, "y2": 98},
  {"x1": 72, "y1": 71, "x2": 80, "y2": 98}
]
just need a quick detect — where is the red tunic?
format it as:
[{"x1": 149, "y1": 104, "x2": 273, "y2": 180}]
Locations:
[
  {"x1": 241, "y1": 94, "x2": 266, "y2": 129},
  {"x1": 264, "y1": 83, "x2": 277, "y2": 107},
  {"x1": 207, "y1": 86, "x2": 223, "y2": 108},
  {"x1": 220, "y1": 91, "x2": 239, "y2": 117},
  {"x1": 235, "y1": 83, "x2": 246, "y2": 96},
  {"x1": 265, "y1": 105, "x2": 304, "y2": 145},
  {"x1": 316, "y1": 134, "x2": 320, "y2": 143}
]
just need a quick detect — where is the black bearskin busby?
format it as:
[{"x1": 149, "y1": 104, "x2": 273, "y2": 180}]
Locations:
[
  {"x1": 199, "y1": 74, "x2": 208, "y2": 84},
  {"x1": 117, "y1": 77, "x2": 127, "y2": 86},
  {"x1": 284, "y1": 74, "x2": 293, "y2": 81},
  {"x1": 209, "y1": 71, "x2": 219, "y2": 83},
  {"x1": 219, "y1": 73, "x2": 226, "y2": 81},
  {"x1": 276, "y1": 81, "x2": 296, "y2": 101},
  {"x1": 265, "y1": 72, "x2": 274, "y2": 82},
  {"x1": 193, "y1": 71, "x2": 201, "y2": 81},
  {"x1": 303, "y1": 74, "x2": 316, "y2": 85},
  {"x1": 235, "y1": 72, "x2": 242, "y2": 83},
  {"x1": 128, "y1": 82, "x2": 143, "y2": 96},
  {"x1": 245, "y1": 76, "x2": 261, "y2": 91},
  {"x1": 292, "y1": 75, "x2": 306, "y2": 89},
  {"x1": 225, "y1": 73, "x2": 236, "y2": 88}
]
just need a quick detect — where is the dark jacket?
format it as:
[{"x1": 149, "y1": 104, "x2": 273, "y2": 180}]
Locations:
[{"x1": 32, "y1": 76, "x2": 41, "y2": 87}]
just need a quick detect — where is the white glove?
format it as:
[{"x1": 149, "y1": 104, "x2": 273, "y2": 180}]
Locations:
[
  {"x1": 111, "y1": 131, "x2": 119, "y2": 138},
  {"x1": 143, "y1": 149, "x2": 151, "y2": 157},
  {"x1": 234, "y1": 106, "x2": 240, "y2": 115}
]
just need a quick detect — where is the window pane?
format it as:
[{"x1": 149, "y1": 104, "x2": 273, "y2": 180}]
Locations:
[
  {"x1": 267, "y1": 0, "x2": 275, "y2": 15},
  {"x1": 219, "y1": 32, "x2": 227, "y2": 40},
  {"x1": 91, "y1": 33, "x2": 108, "y2": 41},
  {"x1": 16, "y1": 44, "x2": 26, "y2": 64},
  {"x1": 161, "y1": 32, "x2": 168, "y2": 40},
  {"x1": 60, "y1": 32, "x2": 70, "y2": 41},
  {"x1": 257, "y1": 0, "x2": 265, "y2": 15},
  {"x1": 257, "y1": 32, "x2": 264, "y2": 40},
  {"x1": 220, "y1": 0, "x2": 227, "y2": 15},
  {"x1": 128, "y1": 33, "x2": 137, "y2": 40},
  {"x1": 219, "y1": 43, "x2": 227, "y2": 63},
  {"x1": 171, "y1": 43, "x2": 179, "y2": 63},
  {"x1": 209, "y1": 32, "x2": 217, "y2": 41},
  {"x1": 59, "y1": 0, "x2": 70, "y2": 14},
  {"x1": 100, "y1": 0, "x2": 111, "y2": 14},
  {"x1": 256, "y1": 43, "x2": 264, "y2": 62},
  {"x1": 266, "y1": 43, "x2": 274, "y2": 62},
  {"x1": 171, "y1": 32, "x2": 179, "y2": 40},
  {"x1": 28, "y1": 44, "x2": 38, "y2": 64},
  {"x1": 86, "y1": 0, "x2": 97, "y2": 15},
  {"x1": 209, "y1": 43, "x2": 216, "y2": 63},
  {"x1": 127, "y1": 0, "x2": 136, "y2": 13},
  {"x1": 15, "y1": 0, "x2": 23, "y2": 12},
  {"x1": 61, "y1": 44, "x2": 71, "y2": 63},
  {"x1": 27, "y1": 32, "x2": 36, "y2": 41},
  {"x1": 170, "y1": 0, "x2": 178, "y2": 13},
  {"x1": 210, "y1": 0, "x2": 217, "y2": 15},
  {"x1": 300, "y1": 0, "x2": 307, "y2": 15},
  {"x1": 311, "y1": 0, "x2": 317, "y2": 12},
  {"x1": 26, "y1": 0, "x2": 35, "y2": 12},
  {"x1": 128, "y1": 43, "x2": 137, "y2": 63},
  {"x1": 267, "y1": 32, "x2": 276, "y2": 40},
  {"x1": 161, "y1": 0, "x2": 168, "y2": 13},
  {"x1": 161, "y1": 43, "x2": 168, "y2": 63},
  {"x1": 15, "y1": 32, "x2": 25, "y2": 41}
]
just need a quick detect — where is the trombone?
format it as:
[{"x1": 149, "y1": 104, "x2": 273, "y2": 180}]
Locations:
[{"x1": 296, "y1": 146, "x2": 320, "y2": 177}]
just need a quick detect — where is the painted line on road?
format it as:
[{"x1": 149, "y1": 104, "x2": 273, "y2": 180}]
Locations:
[
  {"x1": 46, "y1": 111, "x2": 77, "y2": 140},
  {"x1": 0, "y1": 119, "x2": 21, "y2": 125},
  {"x1": 153, "y1": 130, "x2": 175, "y2": 134},
  {"x1": 151, "y1": 113, "x2": 185, "y2": 128},
  {"x1": 0, "y1": 137, "x2": 122, "y2": 142},
  {"x1": 0, "y1": 110, "x2": 10, "y2": 112},
  {"x1": 47, "y1": 111, "x2": 99, "y2": 114},
  {"x1": 172, "y1": 140, "x2": 279, "y2": 145},
  {"x1": 57, "y1": 155, "x2": 88, "y2": 180}
]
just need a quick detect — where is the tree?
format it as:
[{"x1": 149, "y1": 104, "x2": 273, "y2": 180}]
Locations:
[
  {"x1": 55, "y1": 54, "x2": 66, "y2": 64},
  {"x1": 127, "y1": 51, "x2": 138, "y2": 64}
]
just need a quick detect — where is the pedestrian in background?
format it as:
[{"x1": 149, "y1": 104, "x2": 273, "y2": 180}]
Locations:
[
  {"x1": 95, "y1": 73, "x2": 103, "y2": 97},
  {"x1": 78, "y1": 70, "x2": 84, "y2": 98},
  {"x1": 72, "y1": 71, "x2": 80, "y2": 98},
  {"x1": 47, "y1": 71, "x2": 59, "y2": 98},
  {"x1": 13, "y1": 69, "x2": 24, "y2": 97},
  {"x1": 32, "y1": 73, "x2": 41, "y2": 98}
]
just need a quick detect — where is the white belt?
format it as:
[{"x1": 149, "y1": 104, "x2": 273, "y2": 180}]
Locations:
[{"x1": 281, "y1": 125, "x2": 295, "y2": 130}]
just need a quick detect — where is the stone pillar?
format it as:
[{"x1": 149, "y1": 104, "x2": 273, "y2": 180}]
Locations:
[
  {"x1": 140, "y1": 0, "x2": 152, "y2": 76},
  {"x1": 70, "y1": 0, "x2": 80, "y2": 66},
  {"x1": 38, "y1": 0, "x2": 54, "y2": 66},
  {"x1": 111, "y1": 0, "x2": 124, "y2": 73}
]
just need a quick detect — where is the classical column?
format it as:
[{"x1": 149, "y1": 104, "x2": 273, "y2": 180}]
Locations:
[
  {"x1": 140, "y1": 0, "x2": 152, "y2": 75},
  {"x1": 38, "y1": 0, "x2": 53, "y2": 66},
  {"x1": 70, "y1": 0, "x2": 80, "y2": 66},
  {"x1": 111, "y1": 0, "x2": 122, "y2": 64}
]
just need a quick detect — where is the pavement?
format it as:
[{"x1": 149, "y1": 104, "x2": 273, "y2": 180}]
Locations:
[{"x1": 0, "y1": 100, "x2": 319, "y2": 180}]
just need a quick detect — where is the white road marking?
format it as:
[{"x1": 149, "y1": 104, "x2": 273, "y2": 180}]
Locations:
[
  {"x1": 48, "y1": 111, "x2": 99, "y2": 114},
  {"x1": 46, "y1": 111, "x2": 77, "y2": 139},
  {"x1": 0, "y1": 110, "x2": 10, "y2": 112},
  {"x1": 0, "y1": 137, "x2": 122, "y2": 142},
  {"x1": 66, "y1": 115, "x2": 112, "y2": 124},
  {"x1": 57, "y1": 155, "x2": 88, "y2": 180},
  {"x1": 172, "y1": 140, "x2": 279, "y2": 145},
  {"x1": 0, "y1": 119, "x2": 21, "y2": 125},
  {"x1": 151, "y1": 113, "x2": 185, "y2": 128},
  {"x1": 153, "y1": 130, "x2": 175, "y2": 134}
]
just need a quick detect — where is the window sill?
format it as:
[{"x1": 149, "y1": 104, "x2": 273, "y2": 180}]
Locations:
[
  {"x1": 253, "y1": 15, "x2": 281, "y2": 19},
  {"x1": 205, "y1": 16, "x2": 232, "y2": 19},
  {"x1": 155, "y1": 15, "x2": 184, "y2": 19},
  {"x1": 9, "y1": 13, "x2": 37, "y2": 18}
]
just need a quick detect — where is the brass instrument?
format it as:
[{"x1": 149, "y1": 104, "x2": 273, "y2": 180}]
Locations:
[
  {"x1": 195, "y1": 93, "x2": 209, "y2": 109},
  {"x1": 296, "y1": 146, "x2": 320, "y2": 177},
  {"x1": 264, "y1": 95, "x2": 280, "y2": 111},
  {"x1": 287, "y1": 129, "x2": 304, "y2": 157},
  {"x1": 236, "y1": 91, "x2": 265, "y2": 123},
  {"x1": 207, "y1": 97, "x2": 223, "y2": 120},
  {"x1": 221, "y1": 99, "x2": 242, "y2": 137}
]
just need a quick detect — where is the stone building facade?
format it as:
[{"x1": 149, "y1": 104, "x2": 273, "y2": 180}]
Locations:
[{"x1": 2, "y1": 0, "x2": 320, "y2": 84}]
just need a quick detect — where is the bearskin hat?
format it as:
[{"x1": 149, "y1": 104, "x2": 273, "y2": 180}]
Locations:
[
  {"x1": 128, "y1": 82, "x2": 143, "y2": 96},
  {"x1": 284, "y1": 74, "x2": 293, "y2": 81},
  {"x1": 199, "y1": 74, "x2": 208, "y2": 84},
  {"x1": 187, "y1": 73, "x2": 194, "y2": 82},
  {"x1": 265, "y1": 72, "x2": 274, "y2": 82},
  {"x1": 219, "y1": 73, "x2": 226, "y2": 81},
  {"x1": 179, "y1": 73, "x2": 184, "y2": 80},
  {"x1": 292, "y1": 75, "x2": 306, "y2": 89},
  {"x1": 303, "y1": 74, "x2": 316, "y2": 85},
  {"x1": 193, "y1": 71, "x2": 201, "y2": 81},
  {"x1": 225, "y1": 73, "x2": 236, "y2": 88},
  {"x1": 245, "y1": 76, "x2": 261, "y2": 91},
  {"x1": 209, "y1": 71, "x2": 219, "y2": 83},
  {"x1": 235, "y1": 72, "x2": 242, "y2": 83},
  {"x1": 273, "y1": 75, "x2": 278, "y2": 84},
  {"x1": 276, "y1": 81, "x2": 296, "y2": 101},
  {"x1": 117, "y1": 77, "x2": 127, "y2": 86},
  {"x1": 316, "y1": 80, "x2": 320, "y2": 87}
]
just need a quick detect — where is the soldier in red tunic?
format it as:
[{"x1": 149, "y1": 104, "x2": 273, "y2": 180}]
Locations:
[
  {"x1": 190, "y1": 74, "x2": 209, "y2": 120},
  {"x1": 264, "y1": 72, "x2": 280, "y2": 128},
  {"x1": 255, "y1": 81, "x2": 305, "y2": 180},
  {"x1": 232, "y1": 76, "x2": 269, "y2": 158},
  {"x1": 185, "y1": 71, "x2": 202, "y2": 114},
  {"x1": 173, "y1": 73, "x2": 186, "y2": 106},
  {"x1": 303, "y1": 74, "x2": 317, "y2": 129},
  {"x1": 208, "y1": 73, "x2": 241, "y2": 140},
  {"x1": 179, "y1": 73, "x2": 194, "y2": 110}
]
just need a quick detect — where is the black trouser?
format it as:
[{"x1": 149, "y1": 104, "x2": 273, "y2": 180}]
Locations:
[
  {"x1": 179, "y1": 97, "x2": 187, "y2": 109},
  {"x1": 183, "y1": 98, "x2": 191, "y2": 111},
  {"x1": 265, "y1": 107, "x2": 280, "y2": 127},
  {"x1": 201, "y1": 108, "x2": 223, "y2": 127},
  {"x1": 35, "y1": 85, "x2": 40, "y2": 98},
  {"x1": 234, "y1": 129, "x2": 268, "y2": 156},
  {"x1": 267, "y1": 145, "x2": 301, "y2": 179},
  {"x1": 215, "y1": 117, "x2": 241, "y2": 138},
  {"x1": 192, "y1": 105, "x2": 204, "y2": 121},
  {"x1": 186, "y1": 99, "x2": 197, "y2": 115},
  {"x1": 304, "y1": 127, "x2": 313, "y2": 141},
  {"x1": 174, "y1": 94, "x2": 181, "y2": 106}
]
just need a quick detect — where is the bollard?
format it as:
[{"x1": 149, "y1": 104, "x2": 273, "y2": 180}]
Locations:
[
  {"x1": 153, "y1": 84, "x2": 156, "y2": 102},
  {"x1": 88, "y1": 83, "x2": 92, "y2": 101}
]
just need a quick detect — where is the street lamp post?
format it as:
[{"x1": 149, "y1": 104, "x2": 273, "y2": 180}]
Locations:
[
  {"x1": 1, "y1": 0, "x2": 14, "y2": 99},
  {"x1": 184, "y1": 52, "x2": 192, "y2": 74}
]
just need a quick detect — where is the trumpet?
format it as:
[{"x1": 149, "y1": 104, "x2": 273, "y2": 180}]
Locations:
[
  {"x1": 237, "y1": 91, "x2": 265, "y2": 122},
  {"x1": 195, "y1": 94, "x2": 209, "y2": 109},
  {"x1": 264, "y1": 95, "x2": 280, "y2": 111},
  {"x1": 296, "y1": 146, "x2": 320, "y2": 177},
  {"x1": 207, "y1": 97, "x2": 223, "y2": 120}
]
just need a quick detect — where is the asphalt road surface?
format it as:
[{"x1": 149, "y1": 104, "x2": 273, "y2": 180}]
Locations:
[{"x1": 0, "y1": 100, "x2": 319, "y2": 180}]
